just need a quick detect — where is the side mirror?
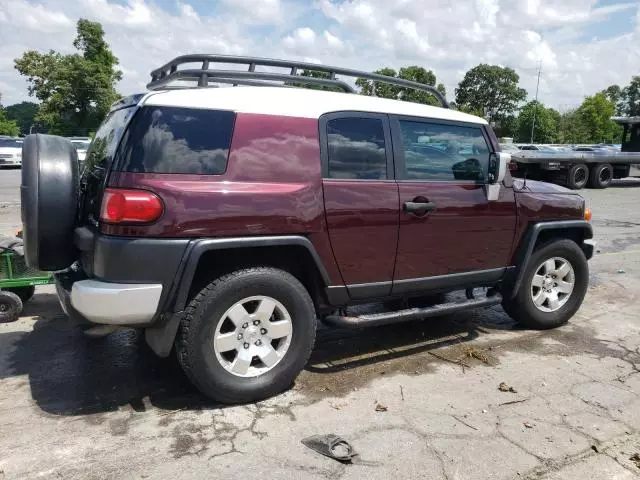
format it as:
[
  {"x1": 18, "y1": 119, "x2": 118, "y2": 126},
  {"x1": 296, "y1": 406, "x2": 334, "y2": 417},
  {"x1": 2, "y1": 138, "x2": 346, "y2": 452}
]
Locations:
[
  {"x1": 488, "y1": 152, "x2": 510, "y2": 184},
  {"x1": 487, "y1": 152, "x2": 511, "y2": 201}
]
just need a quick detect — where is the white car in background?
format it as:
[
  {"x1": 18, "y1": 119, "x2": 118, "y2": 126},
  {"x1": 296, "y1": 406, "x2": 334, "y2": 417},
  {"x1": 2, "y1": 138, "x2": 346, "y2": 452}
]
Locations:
[
  {"x1": 69, "y1": 137, "x2": 92, "y2": 165},
  {"x1": 0, "y1": 137, "x2": 23, "y2": 168}
]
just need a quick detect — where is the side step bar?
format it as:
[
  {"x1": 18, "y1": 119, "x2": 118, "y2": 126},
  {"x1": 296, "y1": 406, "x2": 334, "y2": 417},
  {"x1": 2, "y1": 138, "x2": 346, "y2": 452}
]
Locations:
[{"x1": 323, "y1": 293, "x2": 503, "y2": 329}]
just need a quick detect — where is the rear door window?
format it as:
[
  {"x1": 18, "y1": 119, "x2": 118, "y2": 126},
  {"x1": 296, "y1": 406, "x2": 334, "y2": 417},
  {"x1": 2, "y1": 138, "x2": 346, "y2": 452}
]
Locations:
[
  {"x1": 117, "y1": 106, "x2": 235, "y2": 174},
  {"x1": 325, "y1": 117, "x2": 388, "y2": 180}
]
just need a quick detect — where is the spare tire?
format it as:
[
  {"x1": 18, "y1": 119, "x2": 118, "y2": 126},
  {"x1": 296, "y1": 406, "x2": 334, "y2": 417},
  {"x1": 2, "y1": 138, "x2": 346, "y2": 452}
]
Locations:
[{"x1": 21, "y1": 134, "x2": 79, "y2": 271}]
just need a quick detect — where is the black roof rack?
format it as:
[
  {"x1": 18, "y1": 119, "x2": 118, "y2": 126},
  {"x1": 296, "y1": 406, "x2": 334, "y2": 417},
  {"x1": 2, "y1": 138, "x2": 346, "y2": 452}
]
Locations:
[{"x1": 148, "y1": 54, "x2": 450, "y2": 109}]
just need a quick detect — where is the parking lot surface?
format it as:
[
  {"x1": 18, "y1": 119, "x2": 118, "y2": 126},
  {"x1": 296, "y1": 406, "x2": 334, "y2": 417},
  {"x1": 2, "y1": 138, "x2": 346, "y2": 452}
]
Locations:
[{"x1": 1, "y1": 171, "x2": 640, "y2": 479}]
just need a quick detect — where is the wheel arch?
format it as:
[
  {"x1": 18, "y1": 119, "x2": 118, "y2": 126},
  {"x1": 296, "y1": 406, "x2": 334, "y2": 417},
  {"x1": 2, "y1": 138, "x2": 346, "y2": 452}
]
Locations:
[
  {"x1": 503, "y1": 220, "x2": 593, "y2": 299},
  {"x1": 145, "y1": 236, "x2": 331, "y2": 357}
]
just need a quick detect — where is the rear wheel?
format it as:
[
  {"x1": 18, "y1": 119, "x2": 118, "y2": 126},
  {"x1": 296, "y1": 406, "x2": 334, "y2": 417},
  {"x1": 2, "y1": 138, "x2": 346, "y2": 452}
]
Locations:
[
  {"x1": 566, "y1": 164, "x2": 589, "y2": 190},
  {"x1": 589, "y1": 163, "x2": 613, "y2": 189},
  {"x1": 0, "y1": 291, "x2": 23, "y2": 323},
  {"x1": 176, "y1": 267, "x2": 317, "y2": 404},
  {"x1": 503, "y1": 239, "x2": 588, "y2": 329}
]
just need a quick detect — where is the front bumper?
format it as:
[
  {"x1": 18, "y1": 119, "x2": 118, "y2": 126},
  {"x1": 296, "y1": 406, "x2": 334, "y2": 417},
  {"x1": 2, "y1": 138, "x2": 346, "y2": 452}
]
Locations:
[{"x1": 583, "y1": 239, "x2": 596, "y2": 260}]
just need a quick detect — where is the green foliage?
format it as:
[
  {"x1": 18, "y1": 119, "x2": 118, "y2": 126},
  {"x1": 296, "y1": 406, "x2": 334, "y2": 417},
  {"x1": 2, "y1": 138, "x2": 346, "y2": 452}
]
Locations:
[
  {"x1": 0, "y1": 106, "x2": 20, "y2": 136},
  {"x1": 515, "y1": 101, "x2": 560, "y2": 143},
  {"x1": 620, "y1": 76, "x2": 640, "y2": 117},
  {"x1": 455, "y1": 64, "x2": 527, "y2": 125},
  {"x1": 575, "y1": 92, "x2": 622, "y2": 143},
  {"x1": 292, "y1": 70, "x2": 341, "y2": 91},
  {"x1": 355, "y1": 66, "x2": 446, "y2": 106},
  {"x1": 4, "y1": 101, "x2": 38, "y2": 135},
  {"x1": 14, "y1": 19, "x2": 121, "y2": 136},
  {"x1": 556, "y1": 109, "x2": 589, "y2": 144}
]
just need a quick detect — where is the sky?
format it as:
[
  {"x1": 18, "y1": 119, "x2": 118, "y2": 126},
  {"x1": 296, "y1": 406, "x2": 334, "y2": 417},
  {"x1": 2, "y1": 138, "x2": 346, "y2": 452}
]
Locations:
[{"x1": 0, "y1": 0, "x2": 639, "y2": 111}]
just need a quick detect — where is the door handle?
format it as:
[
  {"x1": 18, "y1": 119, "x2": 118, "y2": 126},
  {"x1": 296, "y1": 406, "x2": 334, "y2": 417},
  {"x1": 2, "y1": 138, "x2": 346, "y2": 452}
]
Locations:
[{"x1": 403, "y1": 201, "x2": 436, "y2": 214}]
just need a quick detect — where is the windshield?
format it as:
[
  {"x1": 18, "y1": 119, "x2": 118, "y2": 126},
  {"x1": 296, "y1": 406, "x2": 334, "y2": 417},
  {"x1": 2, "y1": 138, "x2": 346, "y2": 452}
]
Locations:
[{"x1": 0, "y1": 139, "x2": 23, "y2": 148}]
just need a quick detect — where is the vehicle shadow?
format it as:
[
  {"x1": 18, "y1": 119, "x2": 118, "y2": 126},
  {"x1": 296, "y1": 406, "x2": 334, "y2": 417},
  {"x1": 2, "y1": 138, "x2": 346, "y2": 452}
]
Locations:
[
  {"x1": 610, "y1": 178, "x2": 640, "y2": 188},
  {"x1": 2, "y1": 294, "x2": 517, "y2": 417},
  {"x1": 307, "y1": 305, "x2": 516, "y2": 373}
]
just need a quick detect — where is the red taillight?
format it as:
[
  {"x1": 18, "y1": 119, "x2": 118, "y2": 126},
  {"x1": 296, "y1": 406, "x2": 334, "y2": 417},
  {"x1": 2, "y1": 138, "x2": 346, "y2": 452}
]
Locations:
[{"x1": 100, "y1": 188, "x2": 163, "y2": 224}]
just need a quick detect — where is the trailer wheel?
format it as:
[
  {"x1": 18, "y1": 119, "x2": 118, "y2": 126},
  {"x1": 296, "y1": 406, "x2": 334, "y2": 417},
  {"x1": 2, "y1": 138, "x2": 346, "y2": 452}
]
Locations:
[
  {"x1": 589, "y1": 164, "x2": 613, "y2": 189},
  {"x1": 0, "y1": 291, "x2": 23, "y2": 323},
  {"x1": 567, "y1": 164, "x2": 589, "y2": 190}
]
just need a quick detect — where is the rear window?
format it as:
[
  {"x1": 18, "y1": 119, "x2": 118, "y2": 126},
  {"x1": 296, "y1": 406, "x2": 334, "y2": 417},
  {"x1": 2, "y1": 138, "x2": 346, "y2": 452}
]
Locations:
[{"x1": 117, "y1": 106, "x2": 235, "y2": 174}]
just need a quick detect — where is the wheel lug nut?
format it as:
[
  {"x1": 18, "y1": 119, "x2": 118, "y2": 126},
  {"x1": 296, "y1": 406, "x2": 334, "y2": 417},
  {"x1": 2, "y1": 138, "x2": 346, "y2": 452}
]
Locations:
[
  {"x1": 255, "y1": 340, "x2": 262, "y2": 346},
  {"x1": 242, "y1": 322, "x2": 248, "y2": 329},
  {"x1": 237, "y1": 333, "x2": 243, "y2": 340},
  {"x1": 253, "y1": 320, "x2": 260, "y2": 326},
  {"x1": 260, "y1": 328, "x2": 267, "y2": 335},
  {"x1": 243, "y1": 342, "x2": 249, "y2": 349}
]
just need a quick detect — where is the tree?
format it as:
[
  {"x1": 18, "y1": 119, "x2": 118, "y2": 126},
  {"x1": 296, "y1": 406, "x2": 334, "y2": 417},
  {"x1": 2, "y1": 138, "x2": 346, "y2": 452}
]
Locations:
[
  {"x1": 292, "y1": 70, "x2": 341, "y2": 91},
  {"x1": 4, "y1": 101, "x2": 39, "y2": 135},
  {"x1": 0, "y1": 108, "x2": 20, "y2": 136},
  {"x1": 455, "y1": 64, "x2": 527, "y2": 126},
  {"x1": 576, "y1": 92, "x2": 622, "y2": 143},
  {"x1": 514, "y1": 101, "x2": 559, "y2": 143},
  {"x1": 620, "y1": 76, "x2": 640, "y2": 117},
  {"x1": 601, "y1": 84, "x2": 622, "y2": 114},
  {"x1": 14, "y1": 19, "x2": 121, "y2": 136},
  {"x1": 557, "y1": 109, "x2": 589, "y2": 144},
  {"x1": 356, "y1": 66, "x2": 447, "y2": 106}
]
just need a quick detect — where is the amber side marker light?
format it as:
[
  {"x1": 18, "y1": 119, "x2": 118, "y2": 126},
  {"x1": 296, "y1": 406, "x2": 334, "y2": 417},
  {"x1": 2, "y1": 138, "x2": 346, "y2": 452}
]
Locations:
[{"x1": 584, "y1": 207, "x2": 592, "y2": 222}]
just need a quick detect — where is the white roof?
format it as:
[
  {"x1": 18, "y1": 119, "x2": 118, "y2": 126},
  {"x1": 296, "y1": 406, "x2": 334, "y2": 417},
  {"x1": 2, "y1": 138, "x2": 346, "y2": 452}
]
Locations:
[{"x1": 142, "y1": 86, "x2": 487, "y2": 125}]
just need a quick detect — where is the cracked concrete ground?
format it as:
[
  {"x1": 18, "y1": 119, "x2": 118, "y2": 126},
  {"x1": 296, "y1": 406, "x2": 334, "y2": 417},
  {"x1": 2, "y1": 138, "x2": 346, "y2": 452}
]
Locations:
[{"x1": 1, "y1": 170, "x2": 640, "y2": 479}]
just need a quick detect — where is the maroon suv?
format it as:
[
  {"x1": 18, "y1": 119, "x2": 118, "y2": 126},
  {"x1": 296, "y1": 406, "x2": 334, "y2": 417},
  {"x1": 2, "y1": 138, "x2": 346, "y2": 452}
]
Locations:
[{"x1": 20, "y1": 55, "x2": 594, "y2": 404}]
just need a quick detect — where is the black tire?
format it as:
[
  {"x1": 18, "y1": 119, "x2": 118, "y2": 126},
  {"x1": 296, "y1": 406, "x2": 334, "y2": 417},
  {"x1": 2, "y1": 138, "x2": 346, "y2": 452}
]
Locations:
[
  {"x1": 589, "y1": 163, "x2": 613, "y2": 189},
  {"x1": 176, "y1": 267, "x2": 317, "y2": 404},
  {"x1": 0, "y1": 291, "x2": 23, "y2": 323},
  {"x1": 3, "y1": 286, "x2": 35, "y2": 303},
  {"x1": 566, "y1": 164, "x2": 589, "y2": 190},
  {"x1": 21, "y1": 134, "x2": 79, "y2": 271},
  {"x1": 502, "y1": 239, "x2": 588, "y2": 330}
]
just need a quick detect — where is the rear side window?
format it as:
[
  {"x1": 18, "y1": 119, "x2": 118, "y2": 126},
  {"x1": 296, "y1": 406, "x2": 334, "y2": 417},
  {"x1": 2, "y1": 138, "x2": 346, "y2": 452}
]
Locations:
[
  {"x1": 326, "y1": 118, "x2": 387, "y2": 180},
  {"x1": 398, "y1": 120, "x2": 490, "y2": 182},
  {"x1": 118, "y1": 106, "x2": 235, "y2": 174}
]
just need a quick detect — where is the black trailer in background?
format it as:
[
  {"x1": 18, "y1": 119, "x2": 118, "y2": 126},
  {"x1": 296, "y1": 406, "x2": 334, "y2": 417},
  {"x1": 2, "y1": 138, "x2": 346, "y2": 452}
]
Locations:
[{"x1": 508, "y1": 116, "x2": 640, "y2": 190}]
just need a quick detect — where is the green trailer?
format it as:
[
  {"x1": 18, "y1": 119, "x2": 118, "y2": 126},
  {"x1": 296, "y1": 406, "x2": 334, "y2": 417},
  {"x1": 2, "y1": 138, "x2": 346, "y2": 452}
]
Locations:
[{"x1": 0, "y1": 246, "x2": 53, "y2": 322}]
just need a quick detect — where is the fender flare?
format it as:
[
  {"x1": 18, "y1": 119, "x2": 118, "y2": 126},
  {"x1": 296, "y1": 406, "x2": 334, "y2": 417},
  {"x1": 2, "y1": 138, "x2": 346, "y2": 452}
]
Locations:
[
  {"x1": 504, "y1": 220, "x2": 593, "y2": 299},
  {"x1": 145, "y1": 235, "x2": 331, "y2": 357}
]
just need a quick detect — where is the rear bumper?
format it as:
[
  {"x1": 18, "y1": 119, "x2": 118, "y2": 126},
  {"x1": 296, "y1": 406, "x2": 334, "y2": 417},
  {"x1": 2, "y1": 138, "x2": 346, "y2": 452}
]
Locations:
[
  {"x1": 71, "y1": 280, "x2": 162, "y2": 325},
  {"x1": 55, "y1": 272, "x2": 163, "y2": 326}
]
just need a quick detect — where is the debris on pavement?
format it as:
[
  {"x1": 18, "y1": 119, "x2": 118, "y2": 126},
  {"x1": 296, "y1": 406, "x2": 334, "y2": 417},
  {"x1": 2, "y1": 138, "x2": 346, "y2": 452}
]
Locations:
[
  {"x1": 498, "y1": 382, "x2": 517, "y2": 393},
  {"x1": 629, "y1": 453, "x2": 640, "y2": 468},
  {"x1": 523, "y1": 422, "x2": 535, "y2": 429},
  {"x1": 400, "y1": 385, "x2": 404, "y2": 401},
  {"x1": 301, "y1": 434, "x2": 358, "y2": 463},
  {"x1": 462, "y1": 345, "x2": 491, "y2": 364},
  {"x1": 374, "y1": 402, "x2": 388, "y2": 412},
  {"x1": 499, "y1": 398, "x2": 529, "y2": 406}
]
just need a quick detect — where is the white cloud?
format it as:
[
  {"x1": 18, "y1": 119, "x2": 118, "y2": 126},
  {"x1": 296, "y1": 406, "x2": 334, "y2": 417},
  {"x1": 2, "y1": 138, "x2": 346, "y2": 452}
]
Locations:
[{"x1": 0, "y1": 0, "x2": 638, "y2": 112}]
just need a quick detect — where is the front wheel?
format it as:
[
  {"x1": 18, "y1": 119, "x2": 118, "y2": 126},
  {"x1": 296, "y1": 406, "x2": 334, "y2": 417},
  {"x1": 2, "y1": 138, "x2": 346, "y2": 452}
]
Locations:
[
  {"x1": 503, "y1": 239, "x2": 588, "y2": 329},
  {"x1": 176, "y1": 267, "x2": 317, "y2": 404}
]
